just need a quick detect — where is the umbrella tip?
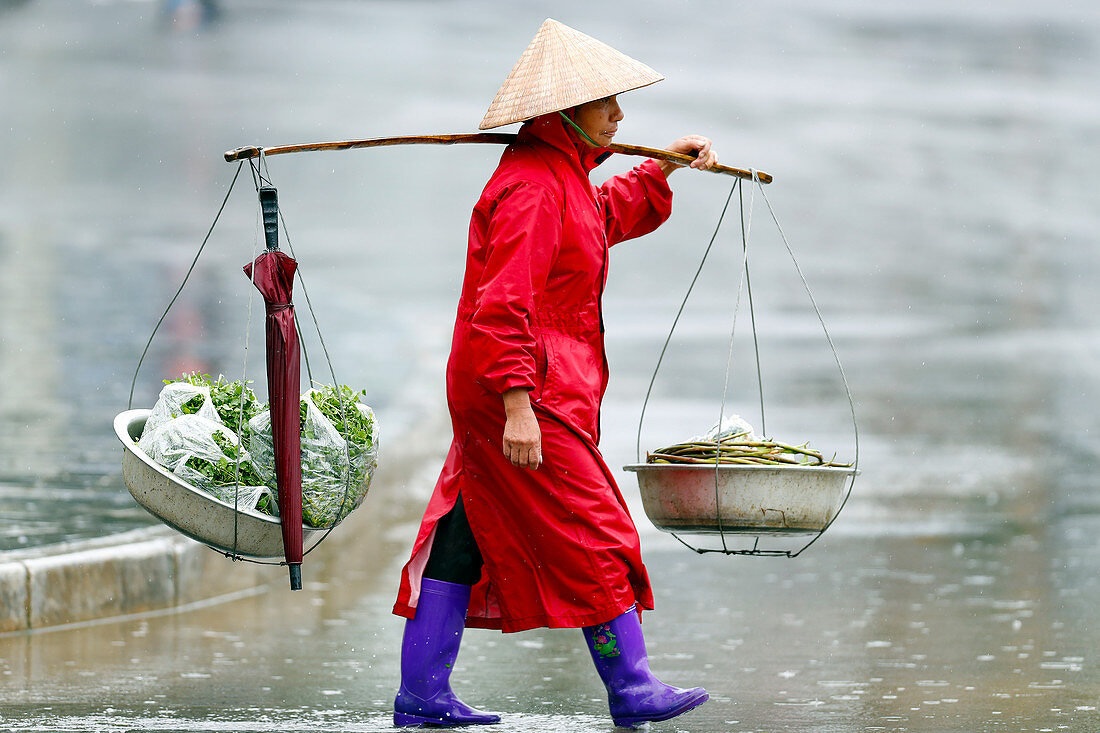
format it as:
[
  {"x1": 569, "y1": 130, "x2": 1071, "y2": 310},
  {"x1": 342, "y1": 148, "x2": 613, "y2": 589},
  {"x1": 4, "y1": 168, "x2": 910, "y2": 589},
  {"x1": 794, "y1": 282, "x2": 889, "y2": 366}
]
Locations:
[{"x1": 289, "y1": 563, "x2": 302, "y2": 591}]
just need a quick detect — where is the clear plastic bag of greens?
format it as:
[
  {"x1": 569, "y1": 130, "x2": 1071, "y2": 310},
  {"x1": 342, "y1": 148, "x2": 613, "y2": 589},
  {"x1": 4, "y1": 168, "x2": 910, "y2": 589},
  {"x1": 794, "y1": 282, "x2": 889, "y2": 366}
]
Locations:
[
  {"x1": 248, "y1": 385, "x2": 380, "y2": 528},
  {"x1": 142, "y1": 382, "x2": 221, "y2": 436},
  {"x1": 161, "y1": 373, "x2": 264, "y2": 442},
  {"x1": 138, "y1": 413, "x2": 274, "y2": 514}
]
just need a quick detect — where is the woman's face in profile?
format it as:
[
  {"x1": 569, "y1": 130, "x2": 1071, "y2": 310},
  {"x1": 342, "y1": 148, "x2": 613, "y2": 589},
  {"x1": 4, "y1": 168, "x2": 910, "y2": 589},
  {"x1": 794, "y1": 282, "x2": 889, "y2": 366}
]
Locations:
[{"x1": 573, "y1": 95, "x2": 624, "y2": 147}]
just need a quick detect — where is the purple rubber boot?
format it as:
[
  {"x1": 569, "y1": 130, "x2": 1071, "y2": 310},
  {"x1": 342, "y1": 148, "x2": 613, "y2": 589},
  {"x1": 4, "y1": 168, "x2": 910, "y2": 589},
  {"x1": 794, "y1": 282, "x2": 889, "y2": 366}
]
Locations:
[
  {"x1": 582, "y1": 606, "x2": 709, "y2": 729},
  {"x1": 394, "y1": 579, "x2": 501, "y2": 728}
]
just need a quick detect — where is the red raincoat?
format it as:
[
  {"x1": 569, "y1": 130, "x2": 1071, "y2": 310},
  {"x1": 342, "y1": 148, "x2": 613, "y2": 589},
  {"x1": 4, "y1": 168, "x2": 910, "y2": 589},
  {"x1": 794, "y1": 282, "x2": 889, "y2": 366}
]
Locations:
[{"x1": 393, "y1": 113, "x2": 674, "y2": 632}]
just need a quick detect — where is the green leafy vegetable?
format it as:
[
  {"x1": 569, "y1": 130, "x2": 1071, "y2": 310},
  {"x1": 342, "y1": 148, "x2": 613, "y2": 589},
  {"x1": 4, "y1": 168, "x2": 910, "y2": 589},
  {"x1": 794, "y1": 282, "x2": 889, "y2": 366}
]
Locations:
[
  {"x1": 184, "y1": 429, "x2": 267, "y2": 487},
  {"x1": 248, "y1": 384, "x2": 379, "y2": 528},
  {"x1": 300, "y1": 385, "x2": 377, "y2": 528},
  {"x1": 145, "y1": 375, "x2": 377, "y2": 525},
  {"x1": 166, "y1": 373, "x2": 263, "y2": 443},
  {"x1": 304, "y1": 383, "x2": 375, "y2": 454}
]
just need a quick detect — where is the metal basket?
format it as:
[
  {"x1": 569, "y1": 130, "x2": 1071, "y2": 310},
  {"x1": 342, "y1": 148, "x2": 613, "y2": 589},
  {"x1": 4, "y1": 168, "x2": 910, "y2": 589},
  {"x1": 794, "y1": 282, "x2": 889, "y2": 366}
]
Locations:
[
  {"x1": 625, "y1": 463, "x2": 857, "y2": 554},
  {"x1": 114, "y1": 409, "x2": 321, "y2": 559},
  {"x1": 629, "y1": 173, "x2": 860, "y2": 557}
]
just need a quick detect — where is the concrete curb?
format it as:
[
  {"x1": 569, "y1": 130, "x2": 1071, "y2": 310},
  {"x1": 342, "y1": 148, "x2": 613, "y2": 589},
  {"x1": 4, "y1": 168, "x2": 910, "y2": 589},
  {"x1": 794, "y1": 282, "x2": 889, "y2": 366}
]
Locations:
[{"x1": 0, "y1": 526, "x2": 280, "y2": 634}]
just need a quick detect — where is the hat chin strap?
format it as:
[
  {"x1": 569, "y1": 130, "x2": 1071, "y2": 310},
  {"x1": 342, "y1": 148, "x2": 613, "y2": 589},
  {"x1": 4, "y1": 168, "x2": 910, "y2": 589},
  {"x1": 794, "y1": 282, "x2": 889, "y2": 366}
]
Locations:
[{"x1": 558, "y1": 111, "x2": 601, "y2": 147}]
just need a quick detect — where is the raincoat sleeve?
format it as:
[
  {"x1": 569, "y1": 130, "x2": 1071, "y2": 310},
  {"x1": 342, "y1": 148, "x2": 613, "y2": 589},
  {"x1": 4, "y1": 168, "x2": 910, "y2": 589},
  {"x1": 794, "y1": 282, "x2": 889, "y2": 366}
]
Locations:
[
  {"x1": 468, "y1": 181, "x2": 563, "y2": 395},
  {"x1": 598, "y1": 159, "x2": 674, "y2": 246}
]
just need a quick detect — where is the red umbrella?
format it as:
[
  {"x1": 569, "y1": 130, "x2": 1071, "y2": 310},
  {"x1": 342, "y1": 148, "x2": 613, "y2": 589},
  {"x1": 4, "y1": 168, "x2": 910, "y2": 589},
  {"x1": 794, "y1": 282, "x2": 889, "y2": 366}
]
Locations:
[{"x1": 243, "y1": 186, "x2": 303, "y2": 590}]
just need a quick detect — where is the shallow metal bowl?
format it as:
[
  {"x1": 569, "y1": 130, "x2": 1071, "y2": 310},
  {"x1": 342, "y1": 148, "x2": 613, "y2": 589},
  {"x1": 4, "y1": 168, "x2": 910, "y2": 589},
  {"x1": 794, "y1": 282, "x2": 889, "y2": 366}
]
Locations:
[
  {"x1": 114, "y1": 409, "x2": 321, "y2": 559},
  {"x1": 624, "y1": 463, "x2": 856, "y2": 536}
]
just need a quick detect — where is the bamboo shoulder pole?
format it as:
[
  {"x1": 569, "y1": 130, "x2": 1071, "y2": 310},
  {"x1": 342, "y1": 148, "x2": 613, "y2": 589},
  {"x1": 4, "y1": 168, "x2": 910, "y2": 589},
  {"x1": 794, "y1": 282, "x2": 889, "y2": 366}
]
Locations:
[
  {"x1": 224, "y1": 133, "x2": 772, "y2": 183},
  {"x1": 608, "y1": 142, "x2": 773, "y2": 183}
]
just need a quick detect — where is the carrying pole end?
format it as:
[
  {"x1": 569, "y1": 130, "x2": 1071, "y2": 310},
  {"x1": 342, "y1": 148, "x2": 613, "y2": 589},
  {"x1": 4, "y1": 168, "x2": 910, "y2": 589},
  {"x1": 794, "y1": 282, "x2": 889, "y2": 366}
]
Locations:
[{"x1": 225, "y1": 145, "x2": 261, "y2": 162}]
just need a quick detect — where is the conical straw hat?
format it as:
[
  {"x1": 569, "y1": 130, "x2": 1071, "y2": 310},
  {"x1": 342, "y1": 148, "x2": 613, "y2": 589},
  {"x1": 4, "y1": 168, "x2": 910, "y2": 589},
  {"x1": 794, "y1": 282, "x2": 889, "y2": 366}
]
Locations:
[{"x1": 479, "y1": 19, "x2": 664, "y2": 130}]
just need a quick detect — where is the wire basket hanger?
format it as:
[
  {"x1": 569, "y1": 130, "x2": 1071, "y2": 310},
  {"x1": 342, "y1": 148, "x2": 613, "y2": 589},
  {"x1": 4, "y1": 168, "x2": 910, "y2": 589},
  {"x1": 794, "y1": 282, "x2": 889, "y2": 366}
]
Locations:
[{"x1": 632, "y1": 172, "x2": 859, "y2": 558}]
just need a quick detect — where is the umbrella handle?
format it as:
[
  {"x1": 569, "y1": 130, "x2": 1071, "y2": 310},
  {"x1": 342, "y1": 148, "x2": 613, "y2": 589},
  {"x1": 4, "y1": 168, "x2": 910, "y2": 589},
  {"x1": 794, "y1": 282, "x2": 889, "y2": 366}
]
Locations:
[{"x1": 259, "y1": 186, "x2": 280, "y2": 252}]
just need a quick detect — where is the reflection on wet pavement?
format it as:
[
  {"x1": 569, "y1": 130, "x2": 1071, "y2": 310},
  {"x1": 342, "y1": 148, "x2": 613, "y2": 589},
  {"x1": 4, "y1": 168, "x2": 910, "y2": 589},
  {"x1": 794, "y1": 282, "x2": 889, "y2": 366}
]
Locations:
[{"x1": 2, "y1": 520, "x2": 1098, "y2": 730}]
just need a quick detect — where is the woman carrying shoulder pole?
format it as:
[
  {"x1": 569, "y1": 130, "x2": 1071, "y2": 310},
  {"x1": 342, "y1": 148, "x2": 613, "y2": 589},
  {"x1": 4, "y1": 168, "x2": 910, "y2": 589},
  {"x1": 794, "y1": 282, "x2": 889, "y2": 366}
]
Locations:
[{"x1": 392, "y1": 18, "x2": 717, "y2": 729}]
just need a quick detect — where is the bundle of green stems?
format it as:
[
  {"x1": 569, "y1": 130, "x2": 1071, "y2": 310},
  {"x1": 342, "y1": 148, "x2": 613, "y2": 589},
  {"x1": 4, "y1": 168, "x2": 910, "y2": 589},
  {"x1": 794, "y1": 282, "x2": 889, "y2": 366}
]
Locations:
[{"x1": 647, "y1": 433, "x2": 851, "y2": 467}]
